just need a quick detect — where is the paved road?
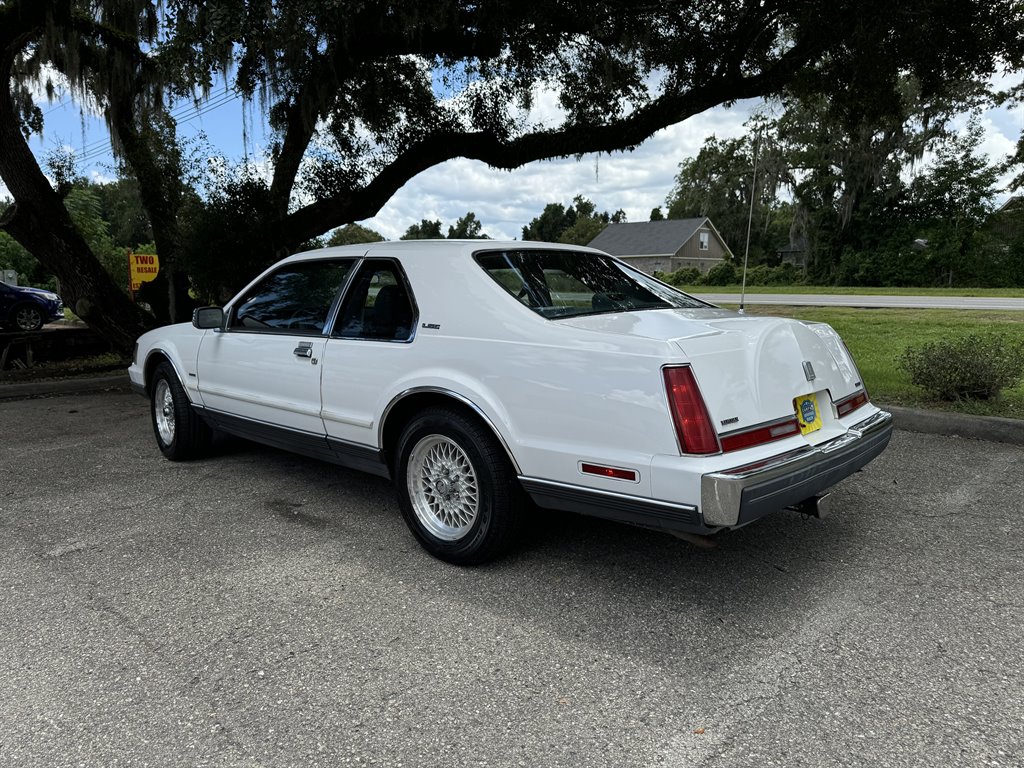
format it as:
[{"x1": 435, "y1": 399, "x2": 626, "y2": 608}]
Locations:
[
  {"x1": 693, "y1": 293, "x2": 1024, "y2": 310},
  {"x1": 2, "y1": 391, "x2": 1022, "y2": 767}
]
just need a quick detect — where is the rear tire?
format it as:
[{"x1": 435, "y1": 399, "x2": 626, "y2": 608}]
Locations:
[
  {"x1": 151, "y1": 362, "x2": 212, "y2": 460},
  {"x1": 395, "y1": 407, "x2": 523, "y2": 565}
]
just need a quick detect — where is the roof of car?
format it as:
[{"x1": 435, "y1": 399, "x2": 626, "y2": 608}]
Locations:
[{"x1": 286, "y1": 239, "x2": 606, "y2": 263}]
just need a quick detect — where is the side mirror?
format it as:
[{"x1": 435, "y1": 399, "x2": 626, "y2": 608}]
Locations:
[{"x1": 192, "y1": 306, "x2": 224, "y2": 329}]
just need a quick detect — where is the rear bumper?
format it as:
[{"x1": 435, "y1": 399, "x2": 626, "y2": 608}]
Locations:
[{"x1": 701, "y1": 409, "x2": 893, "y2": 527}]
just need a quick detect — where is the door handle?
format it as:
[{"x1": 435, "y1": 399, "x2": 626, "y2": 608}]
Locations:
[{"x1": 293, "y1": 344, "x2": 313, "y2": 358}]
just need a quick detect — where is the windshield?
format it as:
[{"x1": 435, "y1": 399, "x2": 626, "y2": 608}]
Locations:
[{"x1": 475, "y1": 249, "x2": 711, "y2": 318}]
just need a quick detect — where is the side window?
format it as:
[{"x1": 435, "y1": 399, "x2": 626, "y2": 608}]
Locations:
[
  {"x1": 698, "y1": 231, "x2": 710, "y2": 251},
  {"x1": 333, "y1": 259, "x2": 416, "y2": 341},
  {"x1": 229, "y1": 259, "x2": 354, "y2": 333}
]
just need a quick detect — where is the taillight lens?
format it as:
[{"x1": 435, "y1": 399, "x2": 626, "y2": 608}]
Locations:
[
  {"x1": 835, "y1": 390, "x2": 869, "y2": 417},
  {"x1": 663, "y1": 366, "x2": 719, "y2": 455},
  {"x1": 720, "y1": 418, "x2": 801, "y2": 453}
]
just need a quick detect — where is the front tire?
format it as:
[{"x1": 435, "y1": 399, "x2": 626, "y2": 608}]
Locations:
[
  {"x1": 151, "y1": 362, "x2": 212, "y2": 460},
  {"x1": 395, "y1": 407, "x2": 523, "y2": 565},
  {"x1": 12, "y1": 304, "x2": 44, "y2": 331}
]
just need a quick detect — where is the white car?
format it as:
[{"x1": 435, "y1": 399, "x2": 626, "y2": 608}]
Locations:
[{"x1": 129, "y1": 240, "x2": 892, "y2": 564}]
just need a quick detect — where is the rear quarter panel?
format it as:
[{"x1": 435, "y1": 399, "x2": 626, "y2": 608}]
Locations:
[{"x1": 392, "y1": 250, "x2": 684, "y2": 498}]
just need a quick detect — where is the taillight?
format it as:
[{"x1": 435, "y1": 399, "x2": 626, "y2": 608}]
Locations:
[
  {"x1": 835, "y1": 390, "x2": 869, "y2": 417},
  {"x1": 663, "y1": 366, "x2": 719, "y2": 455},
  {"x1": 720, "y1": 417, "x2": 801, "y2": 453}
]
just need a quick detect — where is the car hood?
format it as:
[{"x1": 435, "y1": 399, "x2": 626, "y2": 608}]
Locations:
[
  {"x1": 13, "y1": 286, "x2": 60, "y2": 299},
  {"x1": 557, "y1": 308, "x2": 864, "y2": 436}
]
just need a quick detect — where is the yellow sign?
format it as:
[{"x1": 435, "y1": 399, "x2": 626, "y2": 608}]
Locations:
[{"x1": 129, "y1": 252, "x2": 160, "y2": 293}]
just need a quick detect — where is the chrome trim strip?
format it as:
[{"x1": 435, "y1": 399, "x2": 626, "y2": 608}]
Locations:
[
  {"x1": 714, "y1": 445, "x2": 816, "y2": 480},
  {"x1": 320, "y1": 409, "x2": 374, "y2": 429},
  {"x1": 378, "y1": 386, "x2": 522, "y2": 475},
  {"x1": 519, "y1": 476, "x2": 698, "y2": 514},
  {"x1": 850, "y1": 409, "x2": 892, "y2": 437}
]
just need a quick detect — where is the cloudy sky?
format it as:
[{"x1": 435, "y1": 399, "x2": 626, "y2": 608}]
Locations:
[{"x1": 7, "y1": 71, "x2": 1023, "y2": 242}]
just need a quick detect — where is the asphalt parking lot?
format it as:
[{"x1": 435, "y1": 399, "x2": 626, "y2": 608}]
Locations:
[{"x1": 1, "y1": 391, "x2": 1022, "y2": 767}]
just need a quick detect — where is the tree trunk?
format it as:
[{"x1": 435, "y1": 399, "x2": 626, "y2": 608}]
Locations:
[
  {"x1": 109, "y1": 100, "x2": 193, "y2": 324},
  {"x1": 0, "y1": 63, "x2": 153, "y2": 355}
]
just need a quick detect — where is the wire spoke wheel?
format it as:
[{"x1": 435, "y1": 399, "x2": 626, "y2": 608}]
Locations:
[
  {"x1": 407, "y1": 434, "x2": 480, "y2": 541},
  {"x1": 396, "y1": 407, "x2": 523, "y2": 564},
  {"x1": 153, "y1": 378, "x2": 176, "y2": 446}
]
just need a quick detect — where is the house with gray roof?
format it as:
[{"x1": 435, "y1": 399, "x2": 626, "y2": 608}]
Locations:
[{"x1": 587, "y1": 218, "x2": 734, "y2": 274}]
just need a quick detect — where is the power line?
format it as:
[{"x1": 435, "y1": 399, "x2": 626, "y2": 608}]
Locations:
[
  {"x1": 75, "y1": 91, "x2": 240, "y2": 162},
  {"x1": 73, "y1": 91, "x2": 243, "y2": 164}
]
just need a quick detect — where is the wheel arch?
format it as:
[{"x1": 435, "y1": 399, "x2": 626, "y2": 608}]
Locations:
[
  {"x1": 379, "y1": 388, "x2": 522, "y2": 476},
  {"x1": 143, "y1": 349, "x2": 184, "y2": 397}
]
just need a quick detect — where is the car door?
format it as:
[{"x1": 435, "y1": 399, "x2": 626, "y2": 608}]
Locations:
[
  {"x1": 196, "y1": 258, "x2": 356, "y2": 438},
  {"x1": 320, "y1": 258, "x2": 418, "y2": 448}
]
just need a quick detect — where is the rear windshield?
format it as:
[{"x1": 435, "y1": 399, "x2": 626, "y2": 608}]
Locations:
[{"x1": 475, "y1": 249, "x2": 710, "y2": 318}]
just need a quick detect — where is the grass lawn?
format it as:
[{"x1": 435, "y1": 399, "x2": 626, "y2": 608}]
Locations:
[
  {"x1": 683, "y1": 285, "x2": 1024, "y2": 298},
  {"x1": 730, "y1": 305, "x2": 1024, "y2": 420}
]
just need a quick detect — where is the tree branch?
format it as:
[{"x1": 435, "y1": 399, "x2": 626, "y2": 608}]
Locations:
[
  {"x1": 0, "y1": 0, "x2": 52, "y2": 55},
  {"x1": 282, "y1": 35, "x2": 825, "y2": 246}
]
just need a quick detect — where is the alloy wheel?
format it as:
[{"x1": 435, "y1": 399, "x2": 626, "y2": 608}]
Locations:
[{"x1": 406, "y1": 434, "x2": 480, "y2": 541}]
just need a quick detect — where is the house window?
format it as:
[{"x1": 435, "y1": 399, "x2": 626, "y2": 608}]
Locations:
[{"x1": 698, "y1": 231, "x2": 709, "y2": 251}]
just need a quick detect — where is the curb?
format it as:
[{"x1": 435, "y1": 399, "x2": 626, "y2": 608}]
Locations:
[
  {"x1": 0, "y1": 374, "x2": 131, "y2": 401},
  {"x1": 881, "y1": 404, "x2": 1023, "y2": 446},
  {"x1": 1, "y1": 375, "x2": 1021, "y2": 446}
]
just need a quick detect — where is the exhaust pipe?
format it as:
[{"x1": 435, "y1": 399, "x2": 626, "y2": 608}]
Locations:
[{"x1": 787, "y1": 492, "x2": 832, "y2": 519}]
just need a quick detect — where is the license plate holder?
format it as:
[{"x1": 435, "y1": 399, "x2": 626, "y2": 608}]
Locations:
[{"x1": 794, "y1": 392, "x2": 823, "y2": 435}]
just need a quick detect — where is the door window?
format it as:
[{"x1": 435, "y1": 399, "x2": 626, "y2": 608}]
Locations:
[
  {"x1": 229, "y1": 259, "x2": 354, "y2": 333},
  {"x1": 333, "y1": 260, "x2": 416, "y2": 341}
]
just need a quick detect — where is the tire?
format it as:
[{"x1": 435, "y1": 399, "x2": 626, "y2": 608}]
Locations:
[
  {"x1": 395, "y1": 407, "x2": 524, "y2": 565},
  {"x1": 150, "y1": 362, "x2": 212, "y2": 461},
  {"x1": 12, "y1": 304, "x2": 44, "y2": 331}
]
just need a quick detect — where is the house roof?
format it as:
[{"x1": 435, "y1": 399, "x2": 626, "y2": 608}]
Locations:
[
  {"x1": 587, "y1": 219, "x2": 709, "y2": 257},
  {"x1": 995, "y1": 195, "x2": 1022, "y2": 214}
]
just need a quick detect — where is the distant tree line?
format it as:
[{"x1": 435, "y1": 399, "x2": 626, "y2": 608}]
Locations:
[{"x1": 663, "y1": 82, "x2": 1024, "y2": 288}]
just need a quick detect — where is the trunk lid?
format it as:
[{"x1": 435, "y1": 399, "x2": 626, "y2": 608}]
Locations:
[{"x1": 558, "y1": 309, "x2": 863, "y2": 434}]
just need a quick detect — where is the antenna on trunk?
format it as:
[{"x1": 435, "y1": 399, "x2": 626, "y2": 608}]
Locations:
[{"x1": 738, "y1": 130, "x2": 760, "y2": 315}]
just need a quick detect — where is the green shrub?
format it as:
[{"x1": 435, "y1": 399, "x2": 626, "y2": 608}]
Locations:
[
  {"x1": 662, "y1": 267, "x2": 702, "y2": 287},
  {"x1": 743, "y1": 264, "x2": 773, "y2": 285},
  {"x1": 898, "y1": 334, "x2": 1024, "y2": 401},
  {"x1": 704, "y1": 260, "x2": 738, "y2": 286}
]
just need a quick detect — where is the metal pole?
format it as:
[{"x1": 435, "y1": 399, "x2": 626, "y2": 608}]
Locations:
[{"x1": 739, "y1": 132, "x2": 760, "y2": 314}]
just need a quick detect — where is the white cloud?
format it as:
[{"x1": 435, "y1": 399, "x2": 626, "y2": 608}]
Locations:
[{"x1": 88, "y1": 169, "x2": 117, "y2": 185}]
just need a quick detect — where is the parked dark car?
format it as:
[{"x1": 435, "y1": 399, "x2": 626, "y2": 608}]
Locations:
[{"x1": 0, "y1": 281, "x2": 64, "y2": 332}]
